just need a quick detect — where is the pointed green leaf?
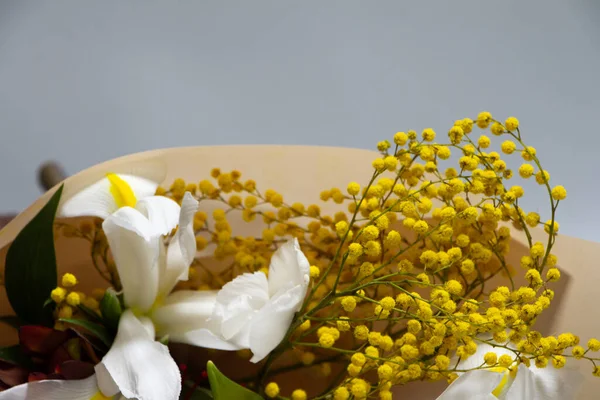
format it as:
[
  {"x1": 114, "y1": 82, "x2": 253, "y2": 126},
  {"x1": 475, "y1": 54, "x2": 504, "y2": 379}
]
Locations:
[
  {"x1": 4, "y1": 185, "x2": 64, "y2": 326},
  {"x1": 77, "y1": 304, "x2": 103, "y2": 324},
  {"x1": 0, "y1": 345, "x2": 34, "y2": 369},
  {"x1": 60, "y1": 318, "x2": 113, "y2": 347},
  {"x1": 99, "y1": 288, "x2": 122, "y2": 332},
  {"x1": 206, "y1": 361, "x2": 263, "y2": 400},
  {"x1": 158, "y1": 334, "x2": 169, "y2": 346},
  {"x1": 69, "y1": 325, "x2": 109, "y2": 354},
  {"x1": 181, "y1": 386, "x2": 213, "y2": 400}
]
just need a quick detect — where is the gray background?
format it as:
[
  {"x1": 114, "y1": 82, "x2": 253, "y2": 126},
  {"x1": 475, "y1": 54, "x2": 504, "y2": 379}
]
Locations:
[{"x1": 0, "y1": 1, "x2": 598, "y2": 240}]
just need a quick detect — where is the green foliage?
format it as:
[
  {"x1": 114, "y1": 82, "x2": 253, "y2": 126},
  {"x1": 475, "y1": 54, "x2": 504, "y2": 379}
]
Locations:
[
  {"x1": 59, "y1": 318, "x2": 113, "y2": 347},
  {"x1": 99, "y1": 288, "x2": 123, "y2": 333},
  {"x1": 206, "y1": 361, "x2": 263, "y2": 400},
  {"x1": 5, "y1": 185, "x2": 64, "y2": 326}
]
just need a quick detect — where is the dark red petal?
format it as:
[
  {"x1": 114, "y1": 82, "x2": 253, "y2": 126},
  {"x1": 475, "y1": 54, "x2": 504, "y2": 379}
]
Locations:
[
  {"x1": 19, "y1": 326, "x2": 70, "y2": 356},
  {"x1": 0, "y1": 365, "x2": 28, "y2": 387},
  {"x1": 48, "y1": 346, "x2": 72, "y2": 373},
  {"x1": 27, "y1": 372, "x2": 47, "y2": 382},
  {"x1": 57, "y1": 360, "x2": 95, "y2": 380}
]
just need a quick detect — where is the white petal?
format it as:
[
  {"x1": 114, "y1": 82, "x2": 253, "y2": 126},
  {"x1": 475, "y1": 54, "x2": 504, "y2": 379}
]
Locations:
[
  {"x1": 159, "y1": 192, "x2": 199, "y2": 296},
  {"x1": 168, "y1": 328, "x2": 243, "y2": 351},
  {"x1": 436, "y1": 370, "x2": 505, "y2": 400},
  {"x1": 212, "y1": 272, "x2": 269, "y2": 341},
  {"x1": 59, "y1": 177, "x2": 117, "y2": 219},
  {"x1": 95, "y1": 363, "x2": 120, "y2": 398},
  {"x1": 456, "y1": 336, "x2": 515, "y2": 371},
  {"x1": 267, "y1": 239, "x2": 310, "y2": 299},
  {"x1": 103, "y1": 208, "x2": 160, "y2": 311},
  {"x1": 153, "y1": 290, "x2": 240, "y2": 352},
  {"x1": 506, "y1": 364, "x2": 584, "y2": 400},
  {"x1": 174, "y1": 192, "x2": 199, "y2": 270},
  {"x1": 96, "y1": 310, "x2": 181, "y2": 400},
  {"x1": 59, "y1": 174, "x2": 159, "y2": 219},
  {"x1": 126, "y1": 174, "x2": 161, "y2": 203},
  {"x1": 498, "y1": 365, "x2": 534, "y2": 400},
  {"x1": 153, "y1": 290, "x2": 218, "y2": 336},
  {"x1": 163, "y1": 289, "x2": 218, "y2": 306},
  {"x1": 0, "y1": 375, "x2": 104, "y2": 400},
  {"x1": 247, "y1": 284, "x2": 306, "y2": 363},
  {"x1": 103, "y1": 206, "x2": 155, "y2": 241},
  {"x1": 135, "y1": 196, "x2": 181, "y2": 237}
]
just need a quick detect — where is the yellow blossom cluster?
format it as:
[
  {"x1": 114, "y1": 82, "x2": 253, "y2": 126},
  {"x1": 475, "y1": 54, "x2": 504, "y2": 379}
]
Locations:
[
  {"x1": 74, "y1": 112, "x2": 596, "y2": 399},
  {"x1": 50, "y1": 272, "x2": 101, "y2": 329}
]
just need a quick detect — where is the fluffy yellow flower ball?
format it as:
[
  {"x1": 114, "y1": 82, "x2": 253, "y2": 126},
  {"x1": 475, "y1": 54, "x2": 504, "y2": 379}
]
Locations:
[{"x1": 265, "y1": 382, "x2": 280, "y2": 398}]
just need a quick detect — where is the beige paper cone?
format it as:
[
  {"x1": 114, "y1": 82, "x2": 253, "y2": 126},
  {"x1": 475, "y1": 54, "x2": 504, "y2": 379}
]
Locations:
[{"x1": 0, "y1": 146, "x2": 597, "y2": 398}]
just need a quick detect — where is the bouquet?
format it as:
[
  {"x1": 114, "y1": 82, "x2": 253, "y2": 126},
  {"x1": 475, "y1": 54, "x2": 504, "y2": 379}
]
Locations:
[{"x1": 0, "y1": 112, "x2": 596, "y2": 400}]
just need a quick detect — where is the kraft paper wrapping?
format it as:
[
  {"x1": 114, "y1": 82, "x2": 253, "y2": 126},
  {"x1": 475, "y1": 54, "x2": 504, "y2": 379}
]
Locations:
[{"x1": 0, "y1": 146, "x2": 597, "y2": 398}]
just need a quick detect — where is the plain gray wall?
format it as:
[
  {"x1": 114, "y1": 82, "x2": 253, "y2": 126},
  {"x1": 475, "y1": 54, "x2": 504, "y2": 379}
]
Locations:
[{"x1": 0, "y1": 1, "x2": 599, "y2": 240}]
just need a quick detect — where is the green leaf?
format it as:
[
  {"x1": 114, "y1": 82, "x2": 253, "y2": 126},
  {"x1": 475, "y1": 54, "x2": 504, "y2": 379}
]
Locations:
[
  {"x1": 158, "y1": 334, "x2": 169, "y2": 346},
  {"x1": 0, "y1": 345, "x2": 34, "y2": 369},
  {"x1": 181, "y1": 386, "x2": 214, "y2": 400},
  {"x1": 99, "y1": 288, "x2": 122, "y2": 332},
  {"x1": 60, "y1": 318, "x2": 113, "y2": 347},
  {"x1": 68, "y1": 325, "x2": 109, "y2": 354},
  {"x1": 4, "y1": 185, "x2": 64, "y2": 326},
  {"x1": 206, "y1": 361, "x2": 263, "y2": 400},
  {"x1": 77, "y1": 304, "x2": 103, "y2": 324}
]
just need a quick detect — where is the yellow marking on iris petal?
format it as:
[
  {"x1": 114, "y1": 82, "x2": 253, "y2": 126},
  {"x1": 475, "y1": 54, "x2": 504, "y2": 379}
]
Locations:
[
  {"x1": 90, "y1": 391, "x2": 112, "y2": 400},
  {"x1": 488, "y1": 367, "x2": 511, "y2": 397},
  {"x1": 107, "y1": 173, "x2": 137, "y2": 208},
  {"x1": 149, "y1": 295, "x2": 166, "y2": 315},
  {"x1": 131, "y1": 306, "x2": 145, "y2": 318},
  {"x1": 492, "y1": 373, "x2": 509, "y2": 397}
]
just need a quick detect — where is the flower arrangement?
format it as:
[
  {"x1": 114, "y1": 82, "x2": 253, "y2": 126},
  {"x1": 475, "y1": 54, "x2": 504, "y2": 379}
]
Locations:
[{"x1": 0, "y1": 112, "x2": 596, "y2": 399}]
